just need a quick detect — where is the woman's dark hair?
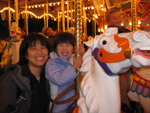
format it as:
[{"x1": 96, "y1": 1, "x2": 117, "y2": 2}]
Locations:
[
  {"x1": 19, "y1": 32, "x2": 50, "y2": 65},
  {"x1": 54, "y1": 32, "x2": 75, "y2": 51}
]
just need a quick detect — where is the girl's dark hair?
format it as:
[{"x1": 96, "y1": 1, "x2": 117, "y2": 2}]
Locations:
[
  {"x1": 19, "y1": 32, "x2": 50, "y2": 65},
  {"x1": 54, "y1": 32, "x2": 75, "y2": 51}
]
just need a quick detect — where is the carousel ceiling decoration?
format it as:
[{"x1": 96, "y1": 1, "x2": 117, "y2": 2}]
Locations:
[
  {"x1": 0, "y1": 0, "x2": 98, "y2": 21},
  {"x1": 0, "y1": 0, "x2": 150, "y2": 27}
]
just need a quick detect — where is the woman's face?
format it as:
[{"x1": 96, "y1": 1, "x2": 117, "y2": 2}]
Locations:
[{"x1": 27, "y1": 40, "x2": 49, "y2": 68}]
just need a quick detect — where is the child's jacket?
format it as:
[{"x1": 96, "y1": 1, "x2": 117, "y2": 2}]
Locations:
[{"x1": 45, "y1": 52, "x2": 77, "y2": 112}]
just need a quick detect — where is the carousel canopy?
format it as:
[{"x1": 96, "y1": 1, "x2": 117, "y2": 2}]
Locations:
[
  {"x1": 0, "y1": 0, "x2": 150, "y2": 37},
  {"x1": 0, "y1": 0, "x2": 135, "y2": 20}
]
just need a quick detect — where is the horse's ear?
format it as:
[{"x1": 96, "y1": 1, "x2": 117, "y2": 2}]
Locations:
[
  {"x1": 133, "y1": 30, "x2": 150, "y2": 42},
  {"x1": 103, "y1": 27, "x2": 118, "y2": 36},
  {"x1": 84, "y1": 39, "x2": 94, "y2": 48}
]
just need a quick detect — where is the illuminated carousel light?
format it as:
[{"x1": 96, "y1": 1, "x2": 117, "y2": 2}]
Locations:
[
  {"x1": 101, "y1": 28, "x2": 104, "y2": 32},
  {"x1": 105, "y1": 25, "x2": 108, "y2": 30},
  {"x1": 129, "y1": 22, "x2": 132, "y2": 26},
  {"x1": 91, "y1": 7, "x2": 94, "y2": 10},
  {"x1": 138, "y1": 20, "x2": 141, "y2": 25}
]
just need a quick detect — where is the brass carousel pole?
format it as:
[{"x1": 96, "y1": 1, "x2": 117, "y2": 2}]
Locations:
[
  {"x1": 61, "y1": 0, "x2": 65, "y2": 31},
  {"x1": 44, "y1": 7, "x2": 46, "y2": 27},
  {"x1": 8, "y1": 0, "x2": 11, "y2": 27},
  {"x1": 70, "y1": 0, "x2": 74, "y2": 27},
  {"x1": 46, "y1": 0, "x2": 48, "y2": 27},
  {"x1": 67, "y1": 0, "x2": 69, "y2": 30},
  {"x1": 131, "y1": 0, "x2": 137, "y2": 31},
  {"x1": 14, "y1": 0, "x2": 18, "y2": 27},
  {"x1": 58, "y1": 8, "x2": 60, "y2": 31},
  {"x1": 74, "y1": 0, "x2": 82, "y2": 94},
  {"x1": 83, "y1": 1, "x2": 87, "y2": 38},
  {"x1": 94, "y1": 11, "x2": 96, "y2": 36},
  {"x1": 25, "y1": 0, "x2": 28, "y2": 35},
  {"x1": 12, "y1": 0, "x2": 19, "y2": 64}
]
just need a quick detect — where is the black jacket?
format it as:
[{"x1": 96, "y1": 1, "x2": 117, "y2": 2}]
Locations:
[{"x1": 0, "y1": 64, "x2": 50, "y2": 113}]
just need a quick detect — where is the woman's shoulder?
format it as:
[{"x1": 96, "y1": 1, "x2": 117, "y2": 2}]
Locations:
[{"x1": 0, "y1": 64, "x2": 21, "y2": 83}]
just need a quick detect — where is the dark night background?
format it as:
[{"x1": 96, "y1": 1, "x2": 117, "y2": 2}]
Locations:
[{"x1": 0, "y1": 14, "x2": 95, "y2": 40}]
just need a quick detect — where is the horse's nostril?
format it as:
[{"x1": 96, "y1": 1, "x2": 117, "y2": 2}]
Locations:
[{"x1": 100, "y1": 52, "x2": 103, "y2": 57}]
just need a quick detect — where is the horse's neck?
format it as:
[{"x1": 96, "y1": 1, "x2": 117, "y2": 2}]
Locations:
[
  {"x1": 91, "y1": 59, "x2": 119, "y2": 86},
  {"x1": 136, "y1": 66, "x2": 150, "y2": 81},
  {"x1": 88, "y1": 59, "x2": 121, "y2": 113}
]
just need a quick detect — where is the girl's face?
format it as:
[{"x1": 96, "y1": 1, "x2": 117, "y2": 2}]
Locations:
[
  {"x1": 56, "y1": 43, "x2": 74, "y2": 60},
  {"x1": 27, "y1": 40, "x2": 49, "y2": 69}
]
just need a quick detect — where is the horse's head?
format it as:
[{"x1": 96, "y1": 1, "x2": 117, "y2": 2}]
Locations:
[
  {"x1": 9, "y1": 22, "x2": 21, "y2": 42},
  {"x1": 80, "y1": 28, "x2": 150, "y2": 76}
]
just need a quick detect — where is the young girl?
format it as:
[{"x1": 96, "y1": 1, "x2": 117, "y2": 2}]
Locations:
[{"x1": 45, "y1": 32, "x2": 85, "y2": 113}]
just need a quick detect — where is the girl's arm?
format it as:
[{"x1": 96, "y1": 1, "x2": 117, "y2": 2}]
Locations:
[{"x1": 45, "y1": 61, "x2": 77, "y2": 86}]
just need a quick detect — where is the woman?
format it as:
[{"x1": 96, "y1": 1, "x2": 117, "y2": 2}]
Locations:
[{"x1": 0, "y1": 32, "x2": 50, "y2": 113}]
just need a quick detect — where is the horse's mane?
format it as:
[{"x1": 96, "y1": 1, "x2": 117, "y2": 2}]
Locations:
[
  {"x1": 79, "y1": 35, "x2": 104, "y2": 112},
  {"x1": 80, "y1": 35, "x2": 102, "y2": 73}
]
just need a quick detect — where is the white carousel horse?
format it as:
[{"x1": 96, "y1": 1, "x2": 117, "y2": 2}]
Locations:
[
  {"x1": 77, "y1": 28, "x2": 150, "y2": 113},
  {"x1": 9, "y1": 22, "x2": 22, "y2": 64}
]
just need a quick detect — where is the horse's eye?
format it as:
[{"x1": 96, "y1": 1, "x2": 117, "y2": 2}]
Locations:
[{"x1": 102, "y1": 40, "x2": 107, "y2": 45}]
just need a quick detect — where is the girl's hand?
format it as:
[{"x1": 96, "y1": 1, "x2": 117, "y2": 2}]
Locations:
[
  {"x1": 72, "y1": 56, "x2": 83, "y2": 70},
  {"x1": 75, "y1": 43, "x2": 85, "y2": 56}
]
